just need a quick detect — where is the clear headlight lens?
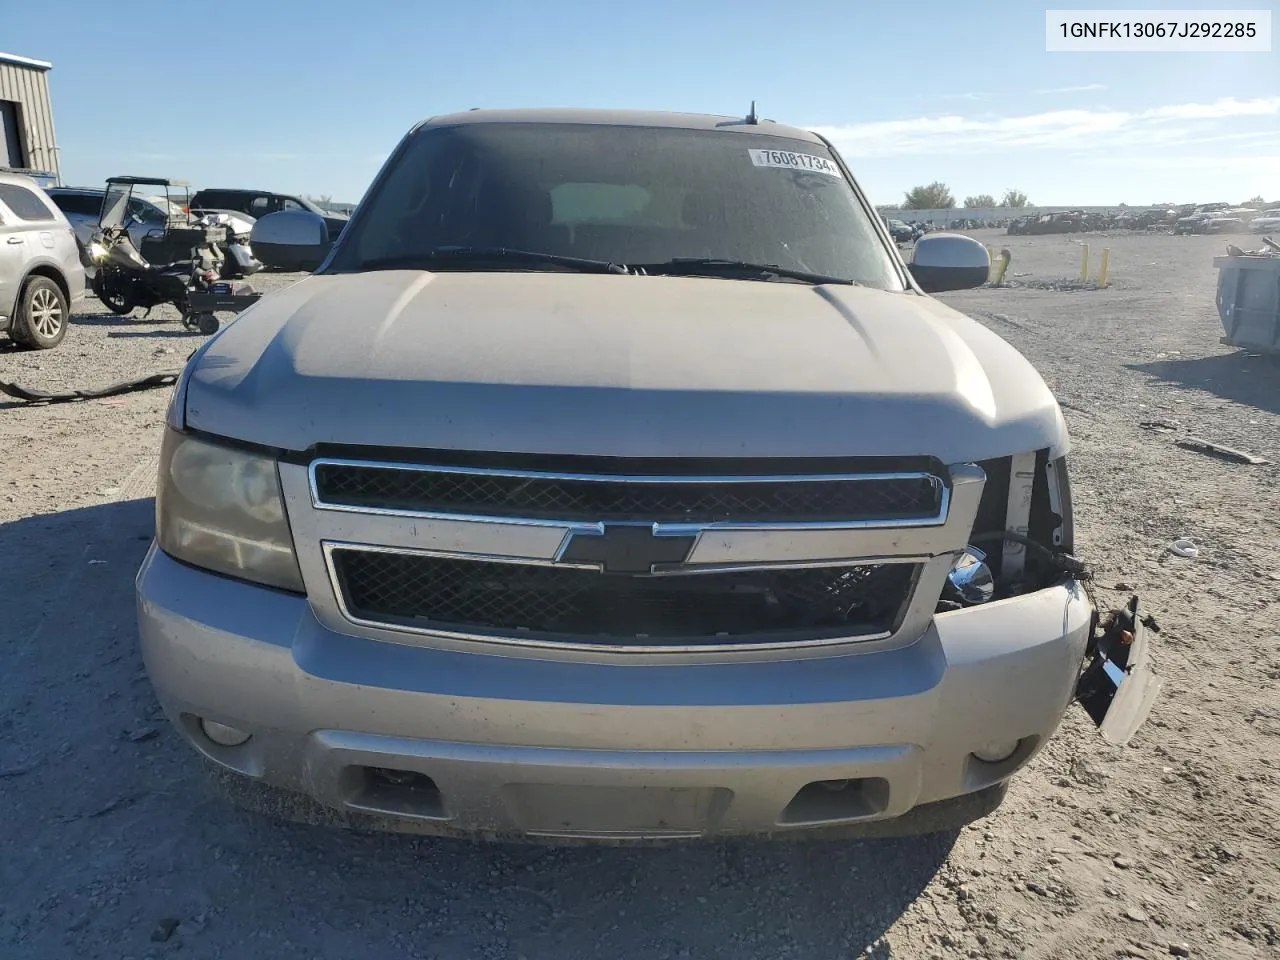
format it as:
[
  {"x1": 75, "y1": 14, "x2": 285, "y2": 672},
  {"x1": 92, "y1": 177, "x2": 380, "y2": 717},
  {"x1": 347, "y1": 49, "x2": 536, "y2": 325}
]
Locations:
[
  {"x1": 155, "y1": 428, "x2": 304, "y2": 592},
  {"x1": 88, "y1": 241, "x2": 108, "y2": 261}
]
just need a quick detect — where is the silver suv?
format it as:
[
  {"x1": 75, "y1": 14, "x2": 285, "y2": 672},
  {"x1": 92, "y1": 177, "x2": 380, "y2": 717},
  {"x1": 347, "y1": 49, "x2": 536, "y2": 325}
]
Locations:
[
  {"x1": 137, "y1": 109, "x2": 1157, "y2": 842},
  {"x1": 0, "y1": 172, "x2": 85, "y2": 349}
]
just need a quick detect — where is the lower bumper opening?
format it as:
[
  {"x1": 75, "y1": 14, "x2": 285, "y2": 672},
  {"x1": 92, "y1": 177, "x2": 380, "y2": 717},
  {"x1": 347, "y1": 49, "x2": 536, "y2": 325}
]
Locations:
[
  {"x1": 779, "y1": 777, "x2": 891, "y2": 825},
  {"x1": 341, "y1": 765, "x2": 448, "y2": 820}
]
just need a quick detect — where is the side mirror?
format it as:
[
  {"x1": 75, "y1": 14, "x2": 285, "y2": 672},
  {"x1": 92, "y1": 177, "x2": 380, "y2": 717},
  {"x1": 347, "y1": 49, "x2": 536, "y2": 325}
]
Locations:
[
  {"x1": 250, "y1": 209, "x2": 329, "y2": 248},
  {"x1": 251, "y1": 209, "x2": 333, "y2": 271},
  {"x1": 910, "y1": 233, "x2": 991, "y2": 293}
]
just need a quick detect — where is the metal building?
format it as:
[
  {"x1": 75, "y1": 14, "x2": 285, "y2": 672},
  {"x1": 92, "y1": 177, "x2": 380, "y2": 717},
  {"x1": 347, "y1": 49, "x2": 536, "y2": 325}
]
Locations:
[{"x1": 0, "y1": 52, "x2": 59, "y2": 182}]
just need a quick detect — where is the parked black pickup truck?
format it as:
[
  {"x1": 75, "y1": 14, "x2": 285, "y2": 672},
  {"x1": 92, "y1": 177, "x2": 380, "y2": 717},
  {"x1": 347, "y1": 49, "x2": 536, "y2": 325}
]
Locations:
[{"x1": 189, "y1": 188, "x2": 348, "y2": 243}]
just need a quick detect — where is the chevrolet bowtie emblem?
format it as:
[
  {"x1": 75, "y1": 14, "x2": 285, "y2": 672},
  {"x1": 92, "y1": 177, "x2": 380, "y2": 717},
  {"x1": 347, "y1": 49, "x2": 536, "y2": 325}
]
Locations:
[{"x1": 560, "y1": 524, "x2": 696, "y2": 574}]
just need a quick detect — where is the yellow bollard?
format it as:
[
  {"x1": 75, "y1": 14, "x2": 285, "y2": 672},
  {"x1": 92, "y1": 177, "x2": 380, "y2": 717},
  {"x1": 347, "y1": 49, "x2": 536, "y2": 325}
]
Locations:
[
  {"x1": 1079, "y1": 244, "x2": 1090, "y2": 283},
  {"x1": 992, "y1": 248, "x2": 1012, "y2": 285},
  {"x1": 1097, "y1": 247, "x2": 1110, "y2": 287}
]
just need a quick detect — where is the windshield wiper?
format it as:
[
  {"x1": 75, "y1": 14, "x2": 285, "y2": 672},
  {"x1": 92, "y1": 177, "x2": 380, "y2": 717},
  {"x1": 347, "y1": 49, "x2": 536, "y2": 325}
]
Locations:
[
  {"x1": 358, "y1": 247, "x2": 628, "y2": 274},
  {"x1": 630, "y1": 258, "x2": 855, "y2": 285}
]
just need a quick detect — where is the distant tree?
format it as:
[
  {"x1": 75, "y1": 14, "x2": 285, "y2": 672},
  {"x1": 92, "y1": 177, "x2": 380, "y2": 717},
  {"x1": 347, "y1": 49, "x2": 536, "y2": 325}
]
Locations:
[
  {"x1": 903, "y1": 182, "x2": 955, "y2": 210},
  {"x1": 963, "y1": 193, "x2": 996, "y2": 208},
  {"x1": 1245, "y1": 194, "x2": 1266, "y2": 207},
  {"x1": 1000, "y1": 189, "x2": 1030, "y2": 208}
]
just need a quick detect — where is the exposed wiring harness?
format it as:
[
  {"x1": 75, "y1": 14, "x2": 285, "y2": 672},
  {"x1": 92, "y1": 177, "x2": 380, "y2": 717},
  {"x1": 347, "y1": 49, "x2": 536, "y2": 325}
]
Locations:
[
  {"x1": 967, "y1": 530, "x2": 1093, "y2": 581},
  {"x1": 935, "y1": 530, "x2": 1096, "y2": 614}
]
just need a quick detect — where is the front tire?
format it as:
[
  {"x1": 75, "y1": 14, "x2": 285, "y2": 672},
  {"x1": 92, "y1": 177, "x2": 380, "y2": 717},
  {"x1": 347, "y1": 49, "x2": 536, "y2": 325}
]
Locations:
[
  {"x1": 13, "y1": 276, "x2": 68, "y2": 350},
  {"x1": 91, "y1": 270, "x2": 135, "y2": 315}
]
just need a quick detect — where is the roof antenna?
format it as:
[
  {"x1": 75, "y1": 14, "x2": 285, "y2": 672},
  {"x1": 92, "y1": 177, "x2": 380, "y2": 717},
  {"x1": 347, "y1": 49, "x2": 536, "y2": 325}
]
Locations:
[{"x1": 746, "y1": 100, "x2": 759, "y2": 125}]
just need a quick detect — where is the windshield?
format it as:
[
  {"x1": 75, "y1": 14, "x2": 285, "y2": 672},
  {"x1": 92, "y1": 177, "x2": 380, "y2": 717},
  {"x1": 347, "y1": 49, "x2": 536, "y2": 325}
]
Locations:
[
  {"x1": 99, "y1": 181, "x2": 132, "y2": 229},
  {"x1": 133, "y1": 195, "x2": 181, "y2": 223},
  {"x1": 332, "y1": 123, "x2": 902, "y2": 289}
]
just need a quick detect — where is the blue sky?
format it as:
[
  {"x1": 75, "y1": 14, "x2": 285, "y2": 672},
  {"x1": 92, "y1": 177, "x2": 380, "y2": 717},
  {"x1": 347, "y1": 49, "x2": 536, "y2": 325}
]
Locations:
[{"x1": 4, "y1": 0, "x2": 1276, "y2": 206}]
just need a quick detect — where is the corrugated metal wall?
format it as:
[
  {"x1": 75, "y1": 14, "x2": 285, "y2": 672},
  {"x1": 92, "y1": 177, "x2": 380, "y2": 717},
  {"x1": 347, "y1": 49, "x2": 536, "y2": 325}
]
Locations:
[{"x1": 0, "y1": 61, "x2": 58, "y2": 178}]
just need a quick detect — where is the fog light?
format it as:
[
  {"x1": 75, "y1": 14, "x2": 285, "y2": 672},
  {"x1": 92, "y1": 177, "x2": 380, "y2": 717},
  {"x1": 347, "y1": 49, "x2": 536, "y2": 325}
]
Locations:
[
  {"x1": 972, "y1": 739, "x2": 1020, "y2": 763},
  {"x1": 946, "y1": 546, "x2": 995, "y2": 605},
  {"x1": 200, "y1": 719, "x2": 251, "y2": 747}
]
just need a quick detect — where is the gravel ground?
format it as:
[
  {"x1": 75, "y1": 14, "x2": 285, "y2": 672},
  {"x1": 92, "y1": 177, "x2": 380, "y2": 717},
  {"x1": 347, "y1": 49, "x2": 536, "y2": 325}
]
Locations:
[{"x1": 2, "y1": 233, "x2": 1278, "y2": 960}]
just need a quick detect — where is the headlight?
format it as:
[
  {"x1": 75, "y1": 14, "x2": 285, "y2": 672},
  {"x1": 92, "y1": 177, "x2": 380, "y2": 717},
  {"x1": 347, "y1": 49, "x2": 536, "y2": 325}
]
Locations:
[
  {"x1": 155, "y1": 428, "x2": 304, "y2": 592},
  {"x1": 89, "y1": 241, "x2": 108, "y2": 261},
  {"x1": 946, "y1": 546, "x2": 995, "y2": 605}
]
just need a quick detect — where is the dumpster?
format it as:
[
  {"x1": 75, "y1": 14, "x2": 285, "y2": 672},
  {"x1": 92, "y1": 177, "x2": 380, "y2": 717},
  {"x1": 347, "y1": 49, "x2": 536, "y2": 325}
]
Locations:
[{"x1": 1215, "y1": 253, "x2": 1280, "y2": 354}]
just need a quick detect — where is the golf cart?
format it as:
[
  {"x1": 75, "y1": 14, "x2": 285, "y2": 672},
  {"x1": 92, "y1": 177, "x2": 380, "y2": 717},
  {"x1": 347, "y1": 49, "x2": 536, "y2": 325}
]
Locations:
[
  {"x1": 88, "y1": 176, "x2": 263, "y2": 334},
  {"x1": 97, "y1": 176, "x2": 223, "y2": 266}
]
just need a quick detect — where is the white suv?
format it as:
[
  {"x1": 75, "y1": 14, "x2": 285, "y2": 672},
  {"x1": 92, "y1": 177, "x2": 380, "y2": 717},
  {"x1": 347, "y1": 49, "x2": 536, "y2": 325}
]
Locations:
[{"x1": 0, "y1": 172, "x2": 85, "y2": 349}]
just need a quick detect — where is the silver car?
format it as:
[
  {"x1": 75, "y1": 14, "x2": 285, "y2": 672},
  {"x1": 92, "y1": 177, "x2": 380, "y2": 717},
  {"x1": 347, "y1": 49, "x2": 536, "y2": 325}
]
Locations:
[
  {"x1": 136, "y1": 109, "x2": 1158, "y2": 842},
  {"x1": 45, "y1": 186, "x2": 257, "y2": 253},
  {"x1": 0, "y1": 171, "x2": 85, "y2": 349}
]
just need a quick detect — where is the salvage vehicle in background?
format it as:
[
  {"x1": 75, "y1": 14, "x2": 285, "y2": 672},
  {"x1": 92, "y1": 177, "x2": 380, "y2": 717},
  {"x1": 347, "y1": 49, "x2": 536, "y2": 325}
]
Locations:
[
  {"x1": 886, "y1": 218, "x2": 915, "y2": 244},
  {"x1": 47, "y1": 185, "x2": 255, "y2": 257},
  {"x1": 189, "y1": 188, "x2": 349, "y2": 243},
  {"x1": 88, "y1": 176, "x2": 262, "y2": 333},
  {"x1": 138, "y1": 107, "x2": 1158, "y2": 844},
  {"x1": 1249, "y1": 210, "x2": 1280, "y2": 233},
  {"x1": 1173, "y1": 212, "x2": 1244, "y2": 235},
  {"x1": 48, "y1": 185, "x2": 171, "y2": 253},
  {"x1": 0, "y1": 170, "x2": 85, "y2": 349}
]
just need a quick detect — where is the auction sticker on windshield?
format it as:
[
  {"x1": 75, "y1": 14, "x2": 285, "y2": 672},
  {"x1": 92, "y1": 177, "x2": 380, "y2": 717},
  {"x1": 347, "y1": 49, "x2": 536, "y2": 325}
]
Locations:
[{"x1": 748, "y1": 149, "x2": 843, "y2": 178}]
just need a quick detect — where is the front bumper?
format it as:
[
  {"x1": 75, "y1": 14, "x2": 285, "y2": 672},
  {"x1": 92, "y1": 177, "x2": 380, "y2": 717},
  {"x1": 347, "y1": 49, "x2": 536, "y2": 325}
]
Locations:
[{"x1": 137, "y1": 545, "x2": 1095, "y2": 841}]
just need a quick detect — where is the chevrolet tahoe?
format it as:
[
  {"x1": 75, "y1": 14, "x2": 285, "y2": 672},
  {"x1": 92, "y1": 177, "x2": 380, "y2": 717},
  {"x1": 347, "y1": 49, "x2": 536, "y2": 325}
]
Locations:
[{"x1": 136, "y1": 108, "x2": 1158, "y2": 842}]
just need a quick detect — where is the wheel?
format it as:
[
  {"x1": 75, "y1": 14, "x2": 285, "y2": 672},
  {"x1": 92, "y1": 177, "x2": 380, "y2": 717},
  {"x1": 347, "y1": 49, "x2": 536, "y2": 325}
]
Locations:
[
  {"x1": 91, "y1": 270, "x2": 135, "y2": 315},
  {"x1": 12, "y1": 276, "x2": 68, "y2": 350},
  {"x1": 195, "y1": 312, "x2": 220, "y2": 335}
]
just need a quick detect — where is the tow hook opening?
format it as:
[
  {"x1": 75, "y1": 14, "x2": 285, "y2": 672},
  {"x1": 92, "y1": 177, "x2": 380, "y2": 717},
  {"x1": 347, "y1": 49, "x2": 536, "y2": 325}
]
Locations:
[
  {"x1": 779, "y1": 776, "x2": 891, "y2": 825},
  {"x1": 341, "y1": 765, "x2": 449, "y2": 820}
]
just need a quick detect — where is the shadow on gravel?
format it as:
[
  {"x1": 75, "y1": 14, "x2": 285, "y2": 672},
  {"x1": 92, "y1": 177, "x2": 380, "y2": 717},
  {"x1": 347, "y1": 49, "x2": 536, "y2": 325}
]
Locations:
[
  {"x1": 1128, "y1": 350, "x2": 1280, "y2": 415},
  {"x1": 70, "y1": 312, "x2": 148, "y2": 327},
  {"x1": 1, "y1": 498, "x2": 954, "y2": 960},
  {"x1": 106, "y1": 329, "x2": 203, "y2": 340}
]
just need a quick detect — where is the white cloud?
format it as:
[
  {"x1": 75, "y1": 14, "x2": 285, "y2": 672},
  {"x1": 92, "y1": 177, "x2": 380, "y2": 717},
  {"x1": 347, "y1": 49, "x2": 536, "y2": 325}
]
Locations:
[
  {"x1": 1093, "y1": 153, "x2": 1280, "y2": 170},
  {"x1": 1144, "y1": 98, "x2": 1280, "y2": 120},
  {"x1": 811, "y1": 97, "x2": 1280, "y2": 159},
  {"x1": 1035, "y1": 83, "x2": 1107, "y2": 94}
]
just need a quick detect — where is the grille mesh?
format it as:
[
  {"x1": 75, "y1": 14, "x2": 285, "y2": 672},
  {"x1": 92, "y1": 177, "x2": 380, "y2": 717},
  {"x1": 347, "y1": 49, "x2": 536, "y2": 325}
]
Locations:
[
  {"x1": 313, "y1": 463, "x2": 942, "y2": 523},
  {"x1": 332, "y1": 549, "x2": 917, "y2": 644}
]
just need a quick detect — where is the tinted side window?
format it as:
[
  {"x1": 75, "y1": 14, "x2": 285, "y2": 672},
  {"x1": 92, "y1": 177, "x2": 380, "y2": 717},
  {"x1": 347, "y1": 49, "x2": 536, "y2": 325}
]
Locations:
[
  {"x1": 0, "y1": 183, "x2": 56, "y2": 221},
  {"x1": 50, "y1": 193, "x2": 102, "y2": 217},
  {"x1": 194, "y1": 191, "x2": 247, "y2": 212}
]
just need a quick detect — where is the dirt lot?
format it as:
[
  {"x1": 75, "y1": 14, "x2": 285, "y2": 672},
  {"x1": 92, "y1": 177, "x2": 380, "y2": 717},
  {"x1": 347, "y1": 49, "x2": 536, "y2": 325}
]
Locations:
[{"x1": 2, "y1": 232, "x2": 1278, "y2": 960}]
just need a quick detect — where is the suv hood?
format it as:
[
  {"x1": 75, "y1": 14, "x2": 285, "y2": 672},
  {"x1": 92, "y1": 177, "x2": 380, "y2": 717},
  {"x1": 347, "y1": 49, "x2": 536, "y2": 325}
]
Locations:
[{"x1": 183, "y1": 271, "x2": 1068, "y2": 462}]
